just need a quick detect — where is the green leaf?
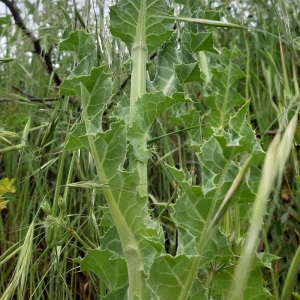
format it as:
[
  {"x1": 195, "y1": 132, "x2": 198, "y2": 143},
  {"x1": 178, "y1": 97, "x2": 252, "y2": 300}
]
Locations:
[
  {"x1": 170, "y1": 109, "x2": 202, "y2": 147},
  {"x1": 62, "y1": 46, "x2": 165, "y2": 297},
  {"x1": 101, "y1": 285, "x2": 129, "y2": 300},
  {"x1": 255, "y1": 252, "x2": 280, "y2": 269},
  {"x1": 109, "y1": 0, "x2": 174, "y2": 53},
  {"x1": 128, "y1": 91, "x2": 187, "y2": 162},
  {"x1": 93, "y1": 122, "x2": 127, "y2": 181},
  {"x1": 108, "y1": 171, "x2": 165, "y2": 267},
  {"x1": 198, "y1": 136, "x2": 239, "y2": 195},
  {"x1": 80, "y1": 249, "x2": 128, "y2": 290},
  {"x1": 59, "y1": 29, "x2": 96, "y2": 62},
  {"x1": 182, "y1": 31, "x2": 217, "y2": 53},
  {"x1": 175, "y1": 63, "x2": 205, "y2": 83},
  {"x1": 151, "y1": 36, "x2": 182, "y2": 95},
  {"x1": 228, "y1": 101, "x2": 265, "y2": 164},
  {"x1": 171, "y1": 108, "x2": 201, "y2": 129},
  {"x1": 100, "y1": 226, "x2": 124, "y2": 258},
  {"x1": 211, "y1": 266, "x2": 271, "y2": 299},
  {"x1": 189, "y1": 279, "x2": 208, "y2": 300},
  {"x1": 148, "y1": 255, "x2": 198, "y2": 298},
  {"x1": 204, "y1": 44, "x2": 246, "y2": 130},
  {"x1": 229, "y1": 102, "x2": 255, "y2": 150},
  {"x1": 176, "y1": 7, "x2": 221, "y2": 35},
  {"x1": 61, "y1": 8, "x2": 73, "y2": 39},
  {"x1": 147, "y1": 233, "x2": 233, "y2": 300},
  {"x1": 66, "y1": 121, "x2": 127, "y2": 179},
  {"x1": 58, "y1": 30, "x2": 97, "y2": 77},
  {"x1": 165, "y1": 121, "x2": 260, "y2": 267},
  {"x1": 61, "y1": 66, "x2": 113, "y2": 141},
  {"x1": 0, "y1": 58, "x2": 15, "y2": 63}
]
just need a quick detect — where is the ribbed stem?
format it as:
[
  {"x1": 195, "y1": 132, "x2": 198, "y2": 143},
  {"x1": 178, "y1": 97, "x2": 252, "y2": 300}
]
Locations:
[{"x1": 129, "y1": 0, "x2": 148, "y2": 197}]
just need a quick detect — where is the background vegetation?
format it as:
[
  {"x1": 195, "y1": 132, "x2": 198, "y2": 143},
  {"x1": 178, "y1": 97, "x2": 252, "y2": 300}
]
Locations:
[{"x1": 0, "y1": 0, "x2": 299, "y2": 299}]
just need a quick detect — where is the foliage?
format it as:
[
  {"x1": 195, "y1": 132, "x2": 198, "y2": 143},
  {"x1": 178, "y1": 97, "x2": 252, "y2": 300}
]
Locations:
[{"x1": 0, "y1": 0, "x2": 299, "y2": 299}]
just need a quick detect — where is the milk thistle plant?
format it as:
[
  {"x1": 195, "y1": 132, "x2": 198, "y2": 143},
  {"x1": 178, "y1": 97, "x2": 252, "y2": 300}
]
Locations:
[{"x1": 54, "y1": 1, "x2": 297, "y2": 299}]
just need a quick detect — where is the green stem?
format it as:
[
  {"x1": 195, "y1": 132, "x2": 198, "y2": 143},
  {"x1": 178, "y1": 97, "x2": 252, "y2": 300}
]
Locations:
[
  {"x1": 281, "y1": 246, "x2": 300, "y2": 300},
  {"x1": 88, "y1": 134, "x2": 146, "y2": 299},
  {"x1": 52, "y1": 148, "x2": 67, "y2": 216},
  {"x1": 80, "y1": 83, "x2": 147, "y2": 298},
  {"x1": 129, "y1": 0, "x2": 148, "y2": 197}
]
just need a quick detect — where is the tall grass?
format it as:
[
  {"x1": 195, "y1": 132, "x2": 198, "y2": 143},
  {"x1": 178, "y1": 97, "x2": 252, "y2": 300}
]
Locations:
[{"x1": 221, "y1": 2, "x2": 300, "y2": 296}]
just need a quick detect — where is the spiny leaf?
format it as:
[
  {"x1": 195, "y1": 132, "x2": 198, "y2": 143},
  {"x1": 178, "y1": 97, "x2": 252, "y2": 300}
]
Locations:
[
  {"x1": 182, "y1": 31, "x2": 217, "y2": 53},
  {"x1": 59, "y1": 29, "x2": 96, "y2": 62},
  {"x1": 255, "y1": 252, "x2": 280, "y2": 269},
  {"x1": 166, "y1": 119, "x2": 261, "y2": 259},
  {"x1": 128, "y1": 91, "x2": 187, "y2": 162},
  {"x1": 148, "y1": 255, "x2": 198, "y2": 298},
  {"x1": 80, "y1": 249, "x2": 128, "y2": 290},
  {"x1": 94, "y1": 122, "x2": 127, "y2": 181},
  {"x1": 66, "y1": 121, "x2": 127, "y2": 179},
  {"x1": 100, "y1": 226, "x2": 124, "y2": 258},
  {"x1": 171, "y1": 108, "x2": 201, "y2": 129},
  {"x1": 229, "y1": 101, "x2": 263, "y2": 154},
  {"x1": 59, "y1": 30, "x2": 96, "y2": 76},
  {"x1": 147, "y1": 232, "x2": 233, "y2": 300},
  {"x1": 175, "y1": 62, "x2": 205, "y2": 83},
  {"x1": 198, "y1": 136, "x2": 239, "y2": 195},
  {"x1": 170, "y1": 108, "x2": 202, "y2": 147},
  {"x1": 204, "y1": 44, "x2": 246, "y2": 130},
  {"x1": 212, "y1": 267, "x2": 271, "y2": 299},
  {"x1": 109, "y1": 0, "x2": 174, "y2": 53},
  {"x1": 61, "y1": 8, "x2": 73, "y2": 39},
  {"x1": 108, "y1": 171, "x2": 165, "y2": 269},
  {"x1": 151, "y1": 36, "x2": 182, "y2": 95},
  {"x1": 62, "y1": 66, "x2": 113, "y2": 146}
]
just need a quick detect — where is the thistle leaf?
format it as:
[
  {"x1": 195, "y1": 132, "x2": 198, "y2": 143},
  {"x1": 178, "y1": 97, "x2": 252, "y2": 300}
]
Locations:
[
  {"x1": 175, "y1": 62, "x2": 205, "y2": 83},
  {"x1": 109, "y1": 0, "x2": 174, "y2": 53},
  {"x1": 148, "y1": 255, "x2": 198, "y2": 298},
  {"x1": 182, "y1": 31, "x2": 217, "y2": 53},
  {"x1": 205, "y1": 44, "x2": 246, "y2": 130},
  {"x1": 151, "y1": 36, "x2": 182, "y2": 95},
  {"x1": 80, "y1": 249, "x2": 128, "y2": 290},
  {"x1": 128, "y1": 91, "x2": 187, "y2": 162},
  {"x1": 59, "y1": 29, "x2": 96, "y2": 75}
]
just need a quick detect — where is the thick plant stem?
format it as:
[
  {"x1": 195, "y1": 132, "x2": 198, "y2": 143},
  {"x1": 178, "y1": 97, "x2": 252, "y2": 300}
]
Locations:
[
  {"x1": 86, "y1": 132, "x2": 147, "y2": 299},
  {"x1": 129, "y1": 2, "x2": 147, "y2": 113},
  {"x1": 129, "y1": 0, "x2": 148, "y2": 197},
  {"x1": 126, "y1": 1, "x2": 149, "y2": 293},
  {"x1": 80, "y1": 83, "x2": 147, "y2": 299},
  {"x1": 129, "y1": 46, "x2": 147, "y2": 122}
]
